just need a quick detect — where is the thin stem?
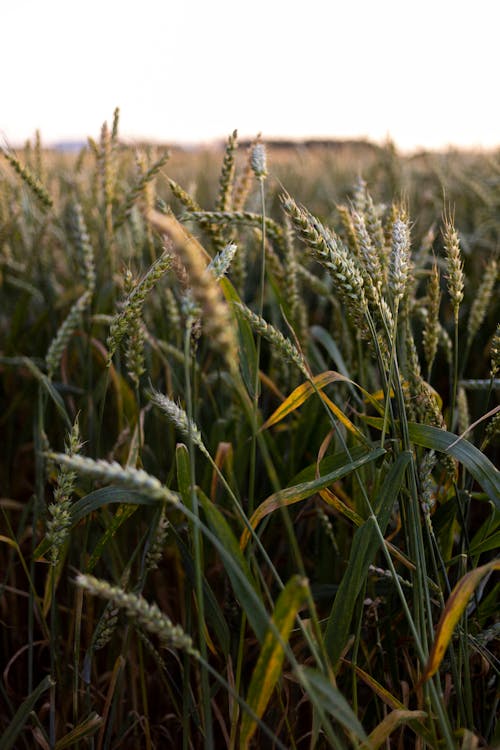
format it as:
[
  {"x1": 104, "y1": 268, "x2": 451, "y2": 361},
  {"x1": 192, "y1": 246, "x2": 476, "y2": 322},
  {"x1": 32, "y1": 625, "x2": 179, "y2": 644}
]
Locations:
[
  {"x1": 184, "y1": 321, "x2": 214, "y2": 750},
  {"x1": 449, "y1": 319, "x2": 460, "y2": 431},
  {"x1": 248, "y1": 177, "x2": 267, "y2": 516}
]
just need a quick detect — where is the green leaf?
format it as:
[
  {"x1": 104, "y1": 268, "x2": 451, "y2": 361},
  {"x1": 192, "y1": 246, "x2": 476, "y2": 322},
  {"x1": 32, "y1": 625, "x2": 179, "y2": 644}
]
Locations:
[
  {"x1": 1, "y1": 356, "x2": 72, "y2": 429},
  {"x1": 310, "y1": 326, "x2": 352, "y2": 382},
  {"x1": 33, "y1": 488, "x2": 155, "y2": 559},
  {"x1": 359, "y1": 419, "x2": 500, "y2": 508},
  {"x1": 0, "y1": 675, "x2": 53, "y2": 750},
  {"x1": 240, "y1": 576, "x2": 309, "y2": 750},
  {"x1": 176, "y1": 443, "x2": 194, "y2": 511},
  {"x1": 324, "y1": 452, "x2": 411, "y2": 666},
  {"x1": 196, "y1": 488, "x2": 268, "y2": 642},
  {"x1": 299, "y1": 666, "x2": 367, "y2": 742},
  {"x1": 221, "y1": 277, "x2": 257, "y2": 397},
  {"x1": 70, "y1": 488, "x2": 156, "y2": 523},
  {"x1": 407, "y1": 423, "x2": 500, "y2": 508},
  {"x1": 423, "y1": 559, "x2": 500, "y2": 682},
  {"x1": 241, "y1": 447, "x2": 385, "y2": 549}
]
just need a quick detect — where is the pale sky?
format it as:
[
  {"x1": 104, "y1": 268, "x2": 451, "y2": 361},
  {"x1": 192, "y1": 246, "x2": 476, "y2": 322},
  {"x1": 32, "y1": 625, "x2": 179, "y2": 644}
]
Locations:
[{"x1": 2, "y1": 0, "x2": 499, "y2": 151}]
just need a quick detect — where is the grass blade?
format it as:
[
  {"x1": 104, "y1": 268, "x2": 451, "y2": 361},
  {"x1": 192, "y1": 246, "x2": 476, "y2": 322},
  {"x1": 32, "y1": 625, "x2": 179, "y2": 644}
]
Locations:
[
  {"x1": 298, "y1": 666, "x2": 368, "y2": 743},
  {"x1": 422, "y1": 559, "x2": 500, "y2": 682},
  {"x1": 364, "y1": 710, "x2": 427, "y2": 750},
  {"x1": 324, "y1": 452, "x2": 411, "y2": 665},
  {"x1": 240, "y1": 447, "x2": 385, "y2": 550},
  {"x1": 239, "y1": 575, "x2": 308, "y2": 750},
  {"x1": 0, "y1": 675, "x2": 53, "y2": 750},
  {"x1": 261, "y1": 371, "x2": 366, "y2": 442},
  {"x1": 407, "y1": 423, "x2": 500, "y2": 507},
  {"x1": 196, "y1": 488, "x2": 268, "y2": 642}
]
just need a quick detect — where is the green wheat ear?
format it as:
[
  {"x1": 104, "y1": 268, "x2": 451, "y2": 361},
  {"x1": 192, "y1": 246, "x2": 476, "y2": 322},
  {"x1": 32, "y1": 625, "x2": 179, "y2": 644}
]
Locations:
[
  {"x1": 76, "y1": 574, "x2": 198, "y2": 655},
  {"x1": 442, "y1": 214, "x2": 464, "y2": 323},
  {"x1": 216, "y1": 129, "x2": 238, "y2": 212},
  {"x1": 1, "y1": 148, "x2": 53, "y2": 210}
]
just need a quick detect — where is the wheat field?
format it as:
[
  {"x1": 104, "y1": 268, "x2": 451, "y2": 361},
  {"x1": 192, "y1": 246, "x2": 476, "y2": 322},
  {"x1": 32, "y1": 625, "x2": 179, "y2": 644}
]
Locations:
[{"x1": 1, "y1": 111, "x2": 499, "y2": 749}]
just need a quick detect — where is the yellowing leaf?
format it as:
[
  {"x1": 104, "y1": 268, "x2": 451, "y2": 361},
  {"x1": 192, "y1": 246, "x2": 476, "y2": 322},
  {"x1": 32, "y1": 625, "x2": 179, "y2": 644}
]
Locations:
[
  {"x1": 240, "y1": 447, "x2": 384, "y2": 550},
  {"x1": 364, "y1": 710, "x2": 427, "y2": 750},
  {"x1": 239, "y1": 576, "x2": 308, "y2": 750},
  {"x1": 342, "y1": 660, "x2": 405, "y2": 710},
  {"x1": 318, "y1": 487, "x2": 364, "y2": 527},
  {"x1": 260, "y1": 371, "x2": 366, "y2": 444},
  {"x1": 422, "y1": 559, "x2": 500, "y2": 682}
]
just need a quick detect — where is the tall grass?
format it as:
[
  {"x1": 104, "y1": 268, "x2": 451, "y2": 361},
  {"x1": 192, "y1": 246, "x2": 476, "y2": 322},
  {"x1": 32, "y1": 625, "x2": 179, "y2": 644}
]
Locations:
[{"x1": 1, "y1": 117, "x2": 499, "y2": 749}]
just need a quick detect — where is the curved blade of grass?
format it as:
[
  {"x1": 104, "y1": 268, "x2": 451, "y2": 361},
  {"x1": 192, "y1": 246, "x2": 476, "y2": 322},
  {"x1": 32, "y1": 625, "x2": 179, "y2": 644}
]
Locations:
[
  {"x1": 260, "y1": 371, "x2": 365, "y2": 443},
  {"x1": 239, "y1": 575, "x2": 309, "y2": 750},
  {"x1": 345, "y1": 659, "x2": 430, "y2": 744},
  {"x1": 422, "y1": 559, "x2": 500, "y2": 682},
  {"x1": 469, "y1": 529, "x2": 500, "y2": 556},
  {"x1": 364, "y1": 710, "x2": 427, "y2": 750},
  {"x1": 407, "y1": 422, "x2": 500, "y2": 508},
  {"x1": 289, "y1": 445, "x2": 376, "y2": 485},
  {"x1": 33, "y1": 488, "x2": 155, "y2": 559},
  {"x1": 298, "y1": 666, "x2": 367, "y2": 742},
  {"x1": 360, "y1": 418, "x2": 500, "y2": 508},
  {"x1": 318, "y1": 487, "x2": 364, "y2": 526},
  {"x1": 342, "y1": 659, "x2": 405, "y2": 711},
  {"x1": 54, "y1": 712, "x2": 103, "y2": 749},
  {"x1": 196, "y1": 488, "x2": 267, "y2": 642},
  {"x1": 240, "y1": 447, "x2": 385, "y2": 550},
  {"x1": 0, "y1": 675, "x2": 54, "y2": 750},
  {"x1": 324, "y1": 452, "x2": 411, "y2": 666}
]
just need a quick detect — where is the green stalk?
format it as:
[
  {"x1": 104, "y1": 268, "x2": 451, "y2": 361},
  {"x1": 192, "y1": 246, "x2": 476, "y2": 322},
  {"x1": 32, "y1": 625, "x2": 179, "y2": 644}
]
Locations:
[
  {"x1": 184, "y1": 321, "x2": 213, "y2": 750},
  {"x1": 248, "y1": 176, "x2": 267, "y2": 516},
  {"x1": 449, "y1": 320, "x2": 460, "y2": 431}
]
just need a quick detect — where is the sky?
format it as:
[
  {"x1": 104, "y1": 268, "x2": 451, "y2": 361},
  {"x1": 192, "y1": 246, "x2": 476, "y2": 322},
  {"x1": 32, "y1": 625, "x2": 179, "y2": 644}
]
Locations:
[{"x1": 2, "y1": 0, "x2": 500, "y2": 151}]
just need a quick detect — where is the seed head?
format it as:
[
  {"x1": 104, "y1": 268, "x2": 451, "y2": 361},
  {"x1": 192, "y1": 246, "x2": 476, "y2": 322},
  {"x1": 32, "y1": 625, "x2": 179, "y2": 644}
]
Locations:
[{"x1": 250, "y1": 143, "x2": 268, "y2": 180}]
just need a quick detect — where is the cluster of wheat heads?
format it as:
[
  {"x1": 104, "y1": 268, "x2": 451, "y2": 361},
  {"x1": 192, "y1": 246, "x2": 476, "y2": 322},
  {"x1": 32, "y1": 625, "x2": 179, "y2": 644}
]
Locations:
[{"x1": 1, "y1": 115, "x2": 499, "y2": 749}]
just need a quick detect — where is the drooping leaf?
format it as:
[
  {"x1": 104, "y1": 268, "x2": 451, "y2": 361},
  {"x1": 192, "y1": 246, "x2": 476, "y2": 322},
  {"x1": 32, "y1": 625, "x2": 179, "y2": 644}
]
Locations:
[
  {"x1": 260, "y1": 371, "x2": 366, "y2": 444},
  {"x1": 422, "y1": 559, "x2": 500, "y2": 682},
  {"x1": 407, "y1": 423, "x2": 500, "y2": 507},
  {"x1": 239, "y1": 576, "x2": 309, "y2": 749},
  {"x1": 344, "y1": 660, "x2": 433, "y2": 745},
  {"x1": 240, "y1": 447, "x2": 385, "y2": 550},
  {"x1": 1, "y1": 356, "x2": 72, "y2": 429},
  {"x1": 359, "y1": 418, "x2": 500, "y2": 508}
]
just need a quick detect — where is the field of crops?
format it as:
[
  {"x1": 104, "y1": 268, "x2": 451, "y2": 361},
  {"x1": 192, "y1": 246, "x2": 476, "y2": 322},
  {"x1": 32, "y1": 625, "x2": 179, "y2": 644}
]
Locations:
[{"x1": 1, "y1": 111, "x2": 499, "y2": 749}]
